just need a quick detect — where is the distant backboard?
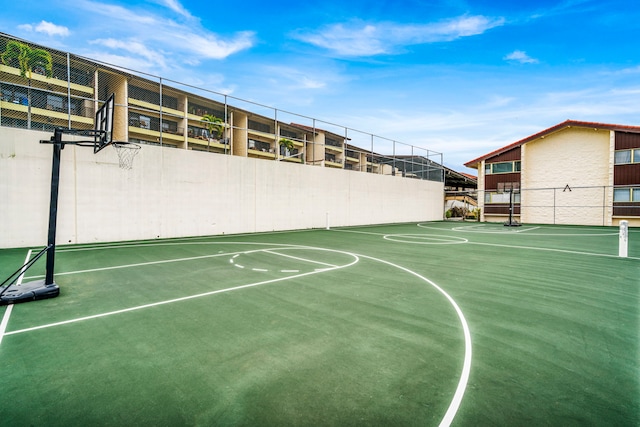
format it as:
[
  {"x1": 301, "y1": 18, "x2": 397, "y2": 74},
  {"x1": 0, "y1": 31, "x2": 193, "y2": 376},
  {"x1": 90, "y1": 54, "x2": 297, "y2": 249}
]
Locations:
[
  {"x1": 497, "y1": 182, "x2": 520, "y2": 194},
  {"x1": 94, "y1": 94, "x2": 115, "y2": 153}
]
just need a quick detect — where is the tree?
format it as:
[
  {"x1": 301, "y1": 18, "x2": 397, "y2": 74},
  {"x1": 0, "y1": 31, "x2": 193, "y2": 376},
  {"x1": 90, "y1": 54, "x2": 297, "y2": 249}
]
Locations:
[
  {"x1": 279, "y1": 137, "x2": 295, "y2": 158},
  {"x1": 201, "y1": 114, "x2": 225, "y2": 152},
  {"x1": 1, "y1": 40, "x2": 53, "y2": 128},
  {"x1": 1, "y1": 40, "x2": 53, "y2": 79}
]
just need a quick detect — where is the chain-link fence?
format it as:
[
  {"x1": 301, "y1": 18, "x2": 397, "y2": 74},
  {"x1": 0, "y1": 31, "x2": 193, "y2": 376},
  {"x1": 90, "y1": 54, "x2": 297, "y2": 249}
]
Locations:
[
  {"x1": 0, "y1": 33, "x2": 444, "y2": 182},
  {"x1": 481, "y1": 185, "x2": 639, "y2": 225}
]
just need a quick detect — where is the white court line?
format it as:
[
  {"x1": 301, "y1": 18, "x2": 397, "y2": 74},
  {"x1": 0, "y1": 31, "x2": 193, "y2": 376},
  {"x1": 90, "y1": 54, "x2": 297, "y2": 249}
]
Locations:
[
  {"x1": 5, "y1": 255, "x2": 359, "y2": 337},
  {"x1": 0, "y1": 249, "x2": 32, "y2": 346},
  {"x1": 329, "y1": 229, "x2": 383, "y2": 237},
  {"x1": 3, "y1": 243, "x2": 471, "y2": 426},
  {"x1": 2, "y1": 242, "x2": 471, "y2": 426},
  {"x1": 515, "y1": 226, "x2": 540, "y2": 233},
  {"x1": 23, "y1": 247, "x2": 287, "y2": 281},
  {"x1": 337, "y1": 226, "x2": 634, "y2": 259},
  {"x1": 53, "y1": 229, "x2": 324, "y2": 253},
  {"x1": 467, "y1": 241, "x2": 640, "y2": 260},
  {"x1": 262, "y1": 249, "x2": 338, "y2": 268},
  {"x1": 353, "y1": 253, "x2": 472, "y2": 427},
  {"x1": 0, "y1": 305, "x2": 13, "y2": 347}
]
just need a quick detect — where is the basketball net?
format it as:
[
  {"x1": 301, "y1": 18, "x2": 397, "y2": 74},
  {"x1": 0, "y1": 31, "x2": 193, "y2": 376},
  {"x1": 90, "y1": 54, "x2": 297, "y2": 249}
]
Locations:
[{"x1": 112, "y1": 142, "x2": 141, "y2": 170}]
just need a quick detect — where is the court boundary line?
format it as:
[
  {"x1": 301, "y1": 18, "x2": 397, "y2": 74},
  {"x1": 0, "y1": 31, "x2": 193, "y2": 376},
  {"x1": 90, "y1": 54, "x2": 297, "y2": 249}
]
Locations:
[
  {"x1": 419, "y1": 223, "x2": 619, "y2": 236},
  {"x1": 0, "y1": 249, "x2": 31, "y2": 346},
  {"x1": 355, "y1": 253, "x2": 472, "y2": 427},
  {"x1": 466, "y1": 241, "x2": 640, "y2": 260}
]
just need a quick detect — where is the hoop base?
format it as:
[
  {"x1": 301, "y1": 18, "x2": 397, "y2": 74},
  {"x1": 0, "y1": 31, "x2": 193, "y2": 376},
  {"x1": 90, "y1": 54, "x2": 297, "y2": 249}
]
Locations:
[{"x1": 0, "y1": 280, "x2": 60, "y2": 305}]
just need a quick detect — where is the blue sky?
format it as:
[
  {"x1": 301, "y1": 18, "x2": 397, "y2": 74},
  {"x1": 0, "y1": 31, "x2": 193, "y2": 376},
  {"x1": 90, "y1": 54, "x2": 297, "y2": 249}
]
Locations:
[{"x1": 2, "y1": 0, "x2": 639, "y2": 171}]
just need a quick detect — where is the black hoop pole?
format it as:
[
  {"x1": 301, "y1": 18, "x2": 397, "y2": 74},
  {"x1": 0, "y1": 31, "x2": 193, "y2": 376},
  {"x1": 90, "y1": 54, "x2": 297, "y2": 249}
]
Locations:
[{"x1": 44, "y1": 128, "x2": 64, "y2": 286}]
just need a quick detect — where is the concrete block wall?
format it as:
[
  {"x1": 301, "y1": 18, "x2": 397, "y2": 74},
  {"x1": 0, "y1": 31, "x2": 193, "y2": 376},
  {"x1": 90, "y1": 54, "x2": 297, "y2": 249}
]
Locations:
[
  {"x1": 0, "y1": 127, "x2": 444, "y2": 248},
  {"x1": 521, "y1": 127, "x2": 612, "y2": 225}
]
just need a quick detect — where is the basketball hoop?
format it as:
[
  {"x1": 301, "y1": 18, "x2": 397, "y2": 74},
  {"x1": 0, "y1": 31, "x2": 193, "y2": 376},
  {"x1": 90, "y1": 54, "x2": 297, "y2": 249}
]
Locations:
[{"x1": 112, "y1": 142, "x2": 141, "y2": 170}]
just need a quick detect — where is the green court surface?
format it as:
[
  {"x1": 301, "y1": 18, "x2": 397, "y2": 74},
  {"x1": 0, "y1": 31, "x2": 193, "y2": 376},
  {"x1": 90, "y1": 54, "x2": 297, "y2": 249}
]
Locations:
[{"x1": 0, "y1": 222, "x2": 638, "y2": 426}]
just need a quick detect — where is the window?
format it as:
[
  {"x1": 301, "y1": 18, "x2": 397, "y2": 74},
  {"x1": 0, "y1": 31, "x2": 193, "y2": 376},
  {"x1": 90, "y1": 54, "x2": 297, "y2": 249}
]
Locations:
[
  {"x1": 614, "y1": 188, "x2": 631, "y2": 202},
  {"x1": 139, "y1": 116, "x2": 151, "y2": 129},
  {"x1": 614, "y1": 187, "x2": 640, "y2": 202},
  {"x1": 485, "y1": 161, "x2": 521, "y2": 174},
  {"x1": 326, "y1": 137, "x2": 342, "y2": 148},
  {"x1": 615, "y1": 150, "x2": 632, "y2": 164},
  {"x1": 46, "y1": 94, "x2": 64, "y2": 112},
  {"x1": 615, "y1": 149, "x2": 640, "y2": 164},
  {"x1": 248, "y1": 119, "x2": 272, "y2": 133},
  {"x1": 485, "y1": 192, "x2": 520, "y2": 204},
  {"x1": 280, "y1": 129, "x2": 300, "y2": 139},
  {"x1": 248, "y1": 139, "x2": 271, "y2": 151}
]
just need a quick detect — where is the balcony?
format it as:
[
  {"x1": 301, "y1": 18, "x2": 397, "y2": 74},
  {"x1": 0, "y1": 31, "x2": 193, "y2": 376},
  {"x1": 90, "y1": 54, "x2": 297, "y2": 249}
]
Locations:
[
  {"x1": 0, "y1": 86, "x2": 94, "y2": 127},
  {"x1": 325, "y1": 153, "x2": 342, "y2": 168},
  {"x1": 129, "y1": 116, "x2": 184, "y2": 143},
  {"x1": 248, "y1": 139, "x2": 275, "y2": 159},
  {"x1": 0, "y1": 64, "x2": 94, "y2": 95},
  {"x1": 128, "y1": 97, "x2": 184, "y2": 117}
]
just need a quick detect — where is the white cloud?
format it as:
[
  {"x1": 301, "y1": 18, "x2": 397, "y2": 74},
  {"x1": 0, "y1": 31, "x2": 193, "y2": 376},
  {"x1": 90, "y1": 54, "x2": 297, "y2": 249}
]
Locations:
[
  {"x1": 504, "y1": 50, "x2": 539, "y2": 64},
  {"x1": 18, "y1": 21, "x2": 69, "y2": 37},
  {"x1": 296, "y1": 24, "x2": 387, "y2": 56},
  {"x1": 293, "y1": 15, "x2": 505, "y2": 56},
  {"x1": 159, "y1": 0, "x2": 193, "y2": 19},
  {"x1": 266, "y1": 66, "x2": 327, "y2": 90},
  {"x1": 78, "y1": 0, "x2": 255, "y2": 62},
  {"x1": 169, "y1": 32, "x2": 255, "y2": 60},
  {"x1": 90, "y1": 38, "x2": 168, "y2": 69}
]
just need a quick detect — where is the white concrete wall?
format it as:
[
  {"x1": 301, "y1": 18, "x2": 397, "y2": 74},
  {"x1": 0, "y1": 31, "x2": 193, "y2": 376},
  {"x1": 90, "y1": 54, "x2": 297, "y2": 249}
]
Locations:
[
  {"x1": 1, "y1": 127, "x2": 444, "y2": 248},
  {"x1": 521, "y1": 127, "x2": 612, "y2": 226}
]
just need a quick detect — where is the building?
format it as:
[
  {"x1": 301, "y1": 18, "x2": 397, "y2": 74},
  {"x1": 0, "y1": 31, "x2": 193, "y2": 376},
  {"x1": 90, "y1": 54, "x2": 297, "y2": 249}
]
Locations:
[{"x1": 465, "y1": 120, "x2": 640, "y2": 226}]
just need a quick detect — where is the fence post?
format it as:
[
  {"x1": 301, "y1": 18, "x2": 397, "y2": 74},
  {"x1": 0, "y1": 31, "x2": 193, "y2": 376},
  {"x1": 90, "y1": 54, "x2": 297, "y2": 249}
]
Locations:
[{"x1": 619, "y1": 220, "x2": 628, "y2": 258}]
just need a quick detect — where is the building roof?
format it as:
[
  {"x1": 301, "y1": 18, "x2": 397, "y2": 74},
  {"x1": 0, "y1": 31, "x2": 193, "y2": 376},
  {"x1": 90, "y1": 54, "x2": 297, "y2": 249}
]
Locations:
[
  {"x1": 444, "y1": 167, "x2": 477, "y2": 189},
  {"x1": 464, "y1": 120, "x2": 640, "y2": 168},
  {"x1": 460, "y1": 172, "x2": 477, "y2": 181}
]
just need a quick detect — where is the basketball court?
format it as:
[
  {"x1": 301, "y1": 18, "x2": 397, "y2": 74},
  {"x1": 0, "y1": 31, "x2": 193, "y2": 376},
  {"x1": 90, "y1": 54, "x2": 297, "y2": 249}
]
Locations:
[{"x1": 0, "y1": 222, "x2": 637, "y2": 425}]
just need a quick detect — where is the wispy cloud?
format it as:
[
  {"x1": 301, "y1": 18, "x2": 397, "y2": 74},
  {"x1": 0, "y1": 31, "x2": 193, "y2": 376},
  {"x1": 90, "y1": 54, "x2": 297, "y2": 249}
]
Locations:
[
  {"x1": 504, "y1": 50, "x2": 539, "y2": 64},
  {"x1": 90, "y1": 38, "x2": 168, "y2": 69},
  {"x1": 158, "y1": 0, "x2": 193, "y2": 19},
  {"x1": 293, "y1": 15, "x2": 505, "y2": 56},
  {"x1": 68, "y1": 0, "x2": 254, "y2": 74},
  {"x1": 18, "y1": 21, "x2": 70, "y2": 37}
]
